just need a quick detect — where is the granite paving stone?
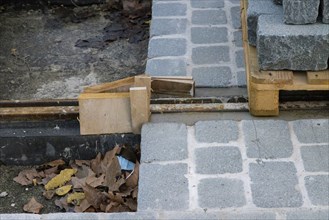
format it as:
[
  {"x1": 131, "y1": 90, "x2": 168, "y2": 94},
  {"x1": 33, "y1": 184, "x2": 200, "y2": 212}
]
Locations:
[
  {"x1": 192, "y1": 10, "x2": 227, "y2": 25},
  {"x1": 192, "y1": 46, "x2": 230, "y2": 64},
  {"x1": 191, "y1": 0, "x2": 224, "y2": 9},
  {"x1": 152, "y1": 2, "x2": 187, "y2": 17},
  {"x1": 305, "y1": 175, "x2": 329, "y2": 206},
  {"x1": 301, "y1": 145, "x2": 329, "y2": 172},
  {"x1": 198, "y1": 178, "x2": 246, "y2": 208},
  {"x1": 233, "y1": 30, "x2": 243, "y2": 47},
  {"x1": 141, "y1": 123, "x2": 187, "y2": 162},
  {"x1": 195, "y1": 120, "x2": 239, "y2": 143},
  {"x1": 148, "y1": 38, "x2": 187, "y2": 58},
  {"x1": 292, "y1": 119, "x2": 329, "y2": 144},
  {"x1": 138, "y1": 163, "x2": 189, "y2": 211},
  {"x1": 146, "y1": 58, "x2": 187, "y2": 76},
  {"x1": 249, "y1": 162, "x2": 303, "y2": 208},
  {"x1": 286, "y1": 210, "x2": 329, "y2": 220},
  {"x1": 195, "y1": 147, "x2": 242, "y2": 174},
  {"x1": 322, "y1": 0, "x2": 329, "y2": 23},
  {"x1": 191, "y1": 27, "x2": 228, "y2": 44},
  {"x1": 283, "y1": 0, "x2": 320, "y2": 24},
  {"x1": 257, "y1": 15, "x2": 329, "y2": 71},
  {"x1": 150, "y1": 18, "x2": 187, "y2": 37},
  {"x1": 242, "y1": 120, "x2": 293, "y2": 159},
  {"x1": 235, "y1": 49, "x2": 245, "y2": 68},
  {"x1": 230, "y1": 6, "x2": 241, "y2": 29},
  {"x1": 192, "y1": 66, "x2": 232, "y2": 87},
  {"x1": 237, "y1": 70, "x2": 247, "y2": 86}
]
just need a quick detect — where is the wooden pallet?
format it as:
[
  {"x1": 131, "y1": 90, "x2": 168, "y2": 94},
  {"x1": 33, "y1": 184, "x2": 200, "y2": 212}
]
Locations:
[{"x1": 241, "y1": 0, "x2": 329, "y2": 116}]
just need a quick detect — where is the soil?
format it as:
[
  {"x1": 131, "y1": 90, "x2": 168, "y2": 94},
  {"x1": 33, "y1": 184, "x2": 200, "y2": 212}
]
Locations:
[
  {"x1": 0, "y1": 165, "x2": 61, "y2": 213},
  {"x1": 0, "y1": 1, "x2": 150, "y2": 100}
]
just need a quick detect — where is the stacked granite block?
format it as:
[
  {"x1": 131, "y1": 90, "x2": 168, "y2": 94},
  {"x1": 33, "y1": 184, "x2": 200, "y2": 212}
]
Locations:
[{"x1": 247, "y1": 0, "x2": 329, "y2": 71}]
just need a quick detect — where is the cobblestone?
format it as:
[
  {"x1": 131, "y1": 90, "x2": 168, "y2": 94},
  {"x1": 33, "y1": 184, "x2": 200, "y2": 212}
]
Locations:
[
  {"x1": 148, "y1": 38, "x2": 187, "y2": 58},
  {"x1": 305, "y1": 175, "x2": 329, "y2": 206},
  {"x1": 286, "y1": 210, "x2": 329, "y2": 220},
  {"x1": 195, "y1": 147, "x2": 242, "y2": 174},
  {"x1": 301, "y1": 145, "x2": 329, "y2": 172},
  {"x1": 198, "y1": 178, "x2": 246, "y2": 208},
  {"x1": 192, "y1": 10, "x2": 227, "y2": 25},
  {"x1": 191, "y1": 0, "x2": 224, "y2": 9},
  {"x1": 292, "y1": 119, "x2": 329, "y2": 144},
  {"x1": 235, "y1": 49, "x2": 245, "y2": 68},
  {"x1": 191, "y1": 27, "x2": 228, "y2": 44},
  {"x1": 146, "y1": 58, "x2": 187, "y2": 76},
  {"x1": 152, "y1": 2, "x2": 187, "y2": 17},
  {"x1": 192, "y1": 46, "x2": 230, "y2": 64},
  {"x1": 192, "y1": 66, "x2": 232, "y2": 87},
  {"x1": 150, "y1": 18, "x2": 187, "y2": 36}
]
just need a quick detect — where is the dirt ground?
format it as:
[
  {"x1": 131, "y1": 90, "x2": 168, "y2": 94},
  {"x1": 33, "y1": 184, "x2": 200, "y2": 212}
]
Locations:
[
  {"x1": 0, "y1": 165, "x2": 61, "y2": 213},
  {"x1": 0, "y1": 2, "x2": 150, "y2": 100}
]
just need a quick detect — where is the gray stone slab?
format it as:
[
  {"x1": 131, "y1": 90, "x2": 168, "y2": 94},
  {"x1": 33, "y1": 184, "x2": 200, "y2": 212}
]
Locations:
[
  {"x1": 141, "y1": 123, "x2": 187, "y2": 162},
  {"x1": 152, "y1": 2, "x2": 187, "y2": 17},
  {"x1": 305, "y1": 175, "x2": 329, "y2": 206},
  {"x1": 292, "y1": 119, "x2": 329, "y2": 144},
  {"x1": 195, "y1": 120, "x2": 239, "y2": 143},
  {"x1": 191, "y1": 0, "x2": 224, "y2": 8},
  {"x1": 235, "y1": 49, "x2": 245, "y2": 68},
  {"x1": 43, "y1": 213, "x2": 99, "y2": 220},
  {"x1": 97, "y1": 212, "x2": 157, "y2": 220},
  {"x1": 322, "y1": 0, "x2": 329, "y2": 23},
  {"x1": 192, "y1": 46, "x2": 230, "y2": 64},
  {"x1": 191, "y1": 27, "x2": 228, "y2": 44},
  {"x1": 224, "y1": 212, "x2": 276, "y2": 220},
  {"x1": 150, "y1": 19, "x2": 187, "y2": 37},
  {"x1": 192, "y1": 66, "x2": 232, "y2": 87},
  {"x1": 249, "y1": 162, "x2": 303, "y2": 208},
  {"x1": 195, "y1": 147, "x2": 242, "y2": 174},
  {"x1": 198, "y1": 178, "x2": 246, "y2": 208},
  {"x1": 237, "y1": 70, "x2": 247, "y2": 86},
  {"x1": 233, "y1": 30, "x2": 243, "y2": 47},
  {"x1": 286, "y1": 210, "x2": 329, "y2": 220},
  {"x1": 247, "y1": 0, "x2": 282, "y2": 46},
  {"x1": 257, "y1": 15, "x2": 329, "y2": 71},
  {"x1": 148, "y1": 38, "x2": 187, "y2": 58},
  {"x1": 242, "y1": 120, "x2": 293, "y2": 159},
  {"x1": 231, "y1": 6, "x2": 241, "y2": 29},
  {"x1": 146, "y1": 58, "x2": 187, "y2": 76},
  {"x1": 138, "y1": 163, "x2": 189, "y2": 211},
  {"x1": 0, "y1": 214, "x2": 40, "y2": 220},
  {"x1": 301, "y1": 145, "x2": 329, "y2": 172},
  {"x1": 192, "y1": 10, "x2": 227, "y2": 25},
  {"x1": 283, "y1": 0, "x2": 320, "y2": 24}
]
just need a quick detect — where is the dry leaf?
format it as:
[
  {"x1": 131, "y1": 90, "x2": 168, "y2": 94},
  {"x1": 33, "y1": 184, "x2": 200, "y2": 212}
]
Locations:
[
  {"x1": 125, "y1": 162, "x2": 139, "y2": 188},
  {"x1": 125, "y1": 198, "x2": 137, "y2": 211},
  {"x1": 71, "y1": 177, "x2": 86, "y2": 189},
  {"x1": 55, "y1": 196, "x2": 71, "y2": 212},
  {"x1": 23, "y1": 197, "x2": 43, "y2": 214},
  {"x1": 44, "y1": 166, "x2": 58, "y2": 176},
  {"x1": 14, "y1": 168, "x2": 40, "y2": 186},
  {"x1": 104, "y1": 156, "x2": 123, "y2": 191},
  {"x1": 132, "y1": 187, "x2": 138, "y2": 199},
  {"x1": 74, "y1": 199, "x2": 91, "y2": 212},
  {"x1": 86, "y1": 174, "x2": 104, "y2": 188},
  {"x1": 75, "y1": 160, "x2": 90, "y2": 167},
  {"x1": 90, "y1": 153, "x2": 102, "y2": 176},
  {"x1": 55, "y1": 185, "x2": 72, "y2": 196},
  {"x1": 101, "y1": 146, "x2": 121, "y2": 171},
  {"x1": 42, "y1": 173, "x2": 57, "y2": 185},
  {"x1": 108, "y1": 192, "x2": 124, "y2": 204},
  {"x1": 45, "y1": 169, "x2": 77, "y2": 190},
  {"x1": 43, "y1": 190, "x2": 55, "y2": 200},
  {"x1": 82, "y1": 184, "x2": 107, "y2": 209},
  {"x1": 67, "y1": 192, "x2": 85, "y2": 204},
  {"x1": 45, "y1": 159, "x2": 65, "y2": 167},
  {"x1": 75, "y1": 165, "x2": 94, "y2": 179}
]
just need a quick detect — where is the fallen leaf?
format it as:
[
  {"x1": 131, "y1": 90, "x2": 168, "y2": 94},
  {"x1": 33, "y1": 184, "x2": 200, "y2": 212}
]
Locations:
[
  {"x1": 125, "y1": 162, "x2": 139, "y2": 188},
  {"x1": 132, "y1": 187, "x2": 138, "y2": 199},
  {"x1": 67, "y1": 192, "x2": 85, "y2": 204},
  {"x1": 75, "y1": 165, "x2": 94, "y2": 179},
  {"x1": 42, "y1": 173, "x2": 57, "y2": 185},
  {"x1": 43, "y1": 190, "x2": 55, "y2": 200},
  {"x1": 125, "y1": 198, "x2": 137, "y2": 211},
  {"x1": 82, "y1": 184, "x2": 107, "y2": 209},
  {"x1": 56, "y1": 185, "x2": 72, "y2": 196},
  {"x1": 71, "y1": 177, "x2": 86, "y2": 189},
  {"x1": 74, "y1": 199, "x2": 90, "y2": 212},
  {"x1": 45, "y1": 159, "x2": 66, "y2": 167},
  {"x1": 86, "y1": 174, "x2": 104, "y2": 188},
  {"x1": 108, "y1": 192, "x2": 124, "y2": 204},
  {"x1": 45, "y1": 169, "x2": 77, "y2": 190},
  {"x1": 55, "y1": 196, "x2": 71, "y2": 212},
  {"x1": 75, "y1": 160, "x2": 90, "y2": 167},
  {"x1": 23, "y1": 197, "x2": 43, "y2": 214},
  {"x1": 104, "y1": 156, "x2": 123, "y2": 191},
  {"x1": 90, "y1": 153, "x2": 102, "y2": 176},
  {"x1": 14, "y1": 168, "x2": 40, "y2": 186},
  {"x1": 44, "y1": 166, "x2": 58, "y2": 176}
]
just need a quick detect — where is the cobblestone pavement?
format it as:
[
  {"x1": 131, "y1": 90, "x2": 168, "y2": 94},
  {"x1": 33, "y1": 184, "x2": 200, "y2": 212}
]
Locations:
[{"x1": 146, "y1": 0, "x2": 246, "y2": 87}]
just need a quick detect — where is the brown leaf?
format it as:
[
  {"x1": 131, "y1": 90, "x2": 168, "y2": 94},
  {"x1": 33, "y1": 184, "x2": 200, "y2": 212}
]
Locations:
[
  {"x1": 74, "y1": 199, "x2": 91, "y2": 213},
  {"x1": 117, "y1": 186, "x2": 134, "y2": 198},
  {"x1": 42, "y1": 173, "x2": 57, "y2": 185},
  {"x1": 125, "y1": 161, "x2": 139, "y2": 188},
  {"x1": 45, "y1": 159, "x2": 65, "y2": 167},
  {"x1": 54, "y1": 196, "x2": 71, "y2": 212},
  {"x1": 105, "y1": 201, "x2": 120, "y2": 213},
  {"x1": 125, "y1": 198, "x2": 137, "y2": 211},
  {"x1": 14, "y1": 168, "x2": 40, "y2": 186},
  {"x1": 75, "y1": 165, "x2": 94, "y2": 179},
  {"x1": 75, "y1": 160, "x2": 90, "y2": 167},
  {"x1": 101, "y1": 146, "x2": 121, "y2": 169},
  {"x1": 108, "y1": 192, "x2": 124, "y2": 204},
  {"x1": 86, "y1": 174, "x2": 104, "y2": 188},
  {"x1": 44, "y1": 166, "x2": 58, "y2": 176},
  {"x1": 104, "y1": 156, "x2": 123, "y2": 191},
  {"x1": 43, "y1": 190, "x2": 55, "y2": 200},
  {"x1": 132, "y1": 187, "x2": 138, "y2": 199},
  {"x1": 90, "y1": 153, "x2": 102, "y2": 176},
  {"x1": 71, "y1": 177, "x2": 86, "y2": 189},
  {"x1": 23, "y1": 197, "x2": 43, "y2": 214},
  {"x1": 82, "y1": 183, "x2": 107, "y2": 209}
]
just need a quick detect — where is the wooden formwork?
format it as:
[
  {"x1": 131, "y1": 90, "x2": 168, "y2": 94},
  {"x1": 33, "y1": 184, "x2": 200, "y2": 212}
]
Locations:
[{"x1": 241, "y1": 0, "x2": 329, "y2": 116}]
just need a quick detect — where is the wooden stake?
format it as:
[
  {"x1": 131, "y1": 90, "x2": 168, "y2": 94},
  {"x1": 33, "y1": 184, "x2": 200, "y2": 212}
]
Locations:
[{"x1": 129, "y1": 87, "x2": 150, "y2": 134}]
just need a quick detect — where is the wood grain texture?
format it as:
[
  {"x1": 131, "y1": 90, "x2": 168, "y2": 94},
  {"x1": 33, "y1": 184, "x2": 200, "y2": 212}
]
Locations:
[{"x1": 129, "y1": 87, "x2": 150, "y2": 134}]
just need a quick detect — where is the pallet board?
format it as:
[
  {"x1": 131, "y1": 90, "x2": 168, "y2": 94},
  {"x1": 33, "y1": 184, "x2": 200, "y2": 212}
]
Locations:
[{"x1": 241, "y1": 0, "x2": 329, "y2": 116}]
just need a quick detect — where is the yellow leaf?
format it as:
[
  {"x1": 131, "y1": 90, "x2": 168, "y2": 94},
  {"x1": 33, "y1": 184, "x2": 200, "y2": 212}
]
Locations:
[
  {"x1": 67, "y1": 192, "x2": 85, "y2": 204},
  {"x1": 45, "y1": 169, "x2": 77, "y2": 190},
  {"x1": 55, "y1": 185, "x2": 72, "y2": 196}
]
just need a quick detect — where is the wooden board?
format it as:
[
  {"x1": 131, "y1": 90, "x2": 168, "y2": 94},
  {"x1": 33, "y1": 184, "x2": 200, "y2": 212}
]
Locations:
[
  {"x1": 241, "y1": 0, "x2": 329, "y2": 116},
  {"x1": 129, "y1": 87, "x2": 150, "y2": 134},
  {"x1": 83, "y1": 76, "x2": 135, "y2": 93},
  {"x1": 79, "y1": 93, "x2": 132, "y2": 135},
  {"x1": 151, "y1": 78, "x2": 195, "y2": 97}
]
